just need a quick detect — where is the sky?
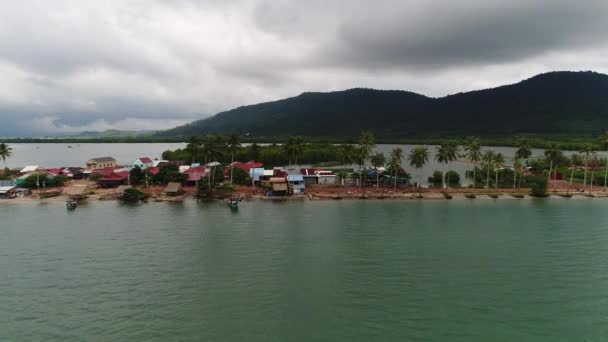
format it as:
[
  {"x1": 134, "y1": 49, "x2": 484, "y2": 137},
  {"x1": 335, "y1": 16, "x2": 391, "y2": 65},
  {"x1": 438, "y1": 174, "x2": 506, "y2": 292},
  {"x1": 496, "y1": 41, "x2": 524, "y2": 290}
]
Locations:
[{"x1": 1, "y1": 0, "x2": 608, "y2": 137}]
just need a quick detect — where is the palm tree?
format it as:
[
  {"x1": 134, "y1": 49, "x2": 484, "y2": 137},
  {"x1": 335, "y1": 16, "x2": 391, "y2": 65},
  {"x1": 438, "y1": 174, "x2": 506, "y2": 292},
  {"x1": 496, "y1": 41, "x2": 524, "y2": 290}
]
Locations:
[
  {"x1": 600, "y1": 132, "x2": 608, "y2": 191},
  {"x1": 589, "y1": 153, "x2": 600, "y2": 192},
  {"x1": 580, "y1": 144, "x2": 593, "y2": 191},
  {"x1": 201, "y1": 136, "x2": 225, "y2": 190},
  {"x1": 408, "y1": 146, "x2": 429, "y2": 195},
  {"x1": 494, "y1": 153, "x2": 504, "y2": 188},
  {"x1": 281, "y1": 137, "x2": 295, "y2": 167},
  {"x1": 336, "y1": 144, "x2": 355, "y2": 186},
  {"x1": 226, "y1": 134, "x2": 242, "y2": 185},
  {"x1": 389, "y1": 148, "x2": 404, "y2": 192},
  {"x1": 435, "y1": 143, "x2": 458, "y2": 190},
  {"x1": 463, "y1": 137, "x2": 482, "y2": 187},
  {"x1": 370, "y1": 152, "x2": 386, "y2": 188},
  {"x1": 568, "y1": 154, "x2": 578, "y2": 195},
  {"x1": 0, "y1": 143, "x2": 13, "y2": 169},
  {"x1": 544, "y1": 144, "x2": 562, "y2": 191},
  {"x1": 513, "y1": 158, "x2": 522, "y2": 189},
  {"x1": 515, "y1": 137, "x2": 532, "y2": 163},
  {"x1": 358, "y1": 132, "x2": 376, "y2": 195},
  {"x1": 482, "y1": 150, "x2": 495, "y2": 188},
  {"x1": 186, "y1": 136, "x2": 201, "y2": 164},
  {"x1": 292, "y1": 137, "x2": 305, "y2": 168}
]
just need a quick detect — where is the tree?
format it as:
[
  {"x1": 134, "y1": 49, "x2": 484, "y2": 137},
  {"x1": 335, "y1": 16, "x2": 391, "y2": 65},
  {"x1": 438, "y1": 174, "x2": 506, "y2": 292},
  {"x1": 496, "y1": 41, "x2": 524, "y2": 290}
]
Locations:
[
  {"x1": 513, "y1": 158, "x2": 522, "y2": 189},
  {"x1": 227, "y1": 166, "x2": 251, "y2": 185},
  {"x1": 408, "y1": 146, "x2": 429, "y2": 194},
  {"x1": 185, "y1": 136, "x2": 201, "y2": 164},
  {"x1": 201, "y1": 136, "x2": 226, "y2": 189},
  {"x1": 528, "y1": 175, "x2": 548, "y2": 197},
  {"x1": 600, "y1": 132, "x2": 608, "y2": 191},
  {"x1": 129, "y1": 166, "x2": 145, "y2": 186},
  {"x1": 336, "y1": 144, "x2": 355, "y2": 183},
  {"x1": 588, "y1": 153, "x2": 600, "y2": 191},
  {"x1": 435, "y1": 143, "x2": 458, "y2": 190},
  {"x1": 151, "y1": 164, "x2": 186, "y2": 185},
  {"x1": 0, "y1": 143, "x2": 12, "y2": 169},
  {"x1": 515, "y1": 137, "x2": 532, "y2": 162},
  {"x1": 370, "y1": 152, "x2": 386, "y2": 188},
  {"x1": 580, "y1": 144, "x2": 593, "y2": 191},
  {"x1": 120, "y1": 188, "x2": 148, "y2": 203},
  {"x1": 482, "y1": 150, "x2": 495, "y2": 188},
  {"x1": 544, "y1": 143, "x2": 562, "y2": 191},
  {"x1": 226, "y1": 133, "x2": 242, "y2": 185},
  {"x1": 357, "y1": 132, "x2": 376, "y2": 195},
  {"x1": 388, "y1": 148, "x2": 404, "y2": 192},
  {"x1": 247, "y1": 143, "x2": 261, "y2": 162},
  {"x1": 494, "y1": 153, "x2": 504, "y2": 188},
  {"x1": 463, "y1": 137, "x2": 481, "y2": 188}
]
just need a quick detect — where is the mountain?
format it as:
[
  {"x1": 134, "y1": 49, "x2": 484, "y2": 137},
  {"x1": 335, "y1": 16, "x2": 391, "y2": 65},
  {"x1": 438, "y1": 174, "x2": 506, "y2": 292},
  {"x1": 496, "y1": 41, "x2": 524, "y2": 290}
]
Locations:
[{"x1": 158, "y1": 71, "x2": 608, "y2": 139}]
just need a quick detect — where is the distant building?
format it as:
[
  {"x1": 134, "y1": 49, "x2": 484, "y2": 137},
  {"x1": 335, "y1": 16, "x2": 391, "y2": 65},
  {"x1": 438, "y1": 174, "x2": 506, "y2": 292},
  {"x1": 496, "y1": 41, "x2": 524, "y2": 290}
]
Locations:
[
  {"x1": 20, "y1": 165, "x2": 40, "y2": 173},
  {"x1": 287, "y1": 174, "x2": 305, "y2": 195},
  {"x1": 133, "y1": 157, "x2": 154, "y2": 170},
  {"x1": 316, "y1": 170, "x2": 336, "y2": 185},
  {"x1": 86, "y1": 157, "x2": 117, "y2": 170},
  {"x1": 164, "y1": 182, "x2": 183, "y2": 196},
  {"x1": 269, "y1": 177, "x2": 288, "y2": 195}
]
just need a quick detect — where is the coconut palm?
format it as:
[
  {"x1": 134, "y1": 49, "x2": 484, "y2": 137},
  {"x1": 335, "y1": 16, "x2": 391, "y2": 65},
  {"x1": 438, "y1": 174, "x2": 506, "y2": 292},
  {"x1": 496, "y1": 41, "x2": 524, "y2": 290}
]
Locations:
[
  {"x1": 0, "y1": 143, "x2": 12, "y2": 169},
  {"x1": 292, "y1": 137, "x2": 305, "y2": 167},
  {"x1": 580, "y1": 144, "x2": 594, "y2": 191},
  {"x1": 435, "y1": 143, "x2": 458, "y2": 190},
  {"x1": 513, "y1": 158, "x2": 522, "y2": 189},
  {"x1": 186, "y1": 136, "x2": 202, "y2": 164},
  {"x1": 336, "y1": 144, "x2": 355, "y2": 186},
  {"x1": 482, "y1": 150, "x2": 495, "y2": 188},
  {"x1": 600, "y1": 132, "x2": 608, "y2": 191},
  {"x1": 463, "y1": 137, "x2": 482, "y2": 187},
  {"x1": 358, "y1": 132, "x2": 376, "y2": 194},
  {"x1": 494, "y1": 153, "x2": 504, "y2": 188},
  {"x1": 589, "y1": 153, "x2": 600, "y2": 192},
  {"x1": 408, "y1": 146, "x2": 429, "y2": 195},
  {"x1": 201, "y1": 136, "x2": 226, "y2": 189},
  {"x1": 544, "y1": 143, "x2": 562, "y2": 191},
  {"x1": 370, "y1": 152, "x2": 386, "y2": 188},
  {"x1": 515, "y1": 137, "x2": 532, "y2": 162},
  {"x1": 389, "y1": 148, "x2": 404, "y2": 192},
  {"x1": 226, "y1": 134, "x2": 242, "y2": 185},
  {"x1": 568, "y1": 153, "x2": 579, "y2": 195}
]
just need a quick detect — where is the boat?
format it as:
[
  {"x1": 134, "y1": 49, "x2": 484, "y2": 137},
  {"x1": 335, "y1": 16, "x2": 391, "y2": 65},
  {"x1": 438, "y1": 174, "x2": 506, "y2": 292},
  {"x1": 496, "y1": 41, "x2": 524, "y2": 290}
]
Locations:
[
  {"x1": 66, "y1": 199, "x2": 78, "y2": 210},
  {"x1": 465, "y1": 193, "x2": 476, "y2": 199},
  {"x1": 227, "y1": 195, "x2": 240, "y2": 209},
  {"x1": 38, "y1": 188, "x2": 63, "y2": 198}
]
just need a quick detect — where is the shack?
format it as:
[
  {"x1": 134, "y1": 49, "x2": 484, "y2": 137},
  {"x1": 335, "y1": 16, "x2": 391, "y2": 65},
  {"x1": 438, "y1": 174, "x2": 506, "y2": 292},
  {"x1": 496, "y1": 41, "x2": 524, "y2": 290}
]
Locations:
[
  {"x1": 164, "y1": 182, "x2": 183, "y2": 196},
  {"x1": 269, "y1": 177, "x2": 288, "y2": 196},
  {"x1": 0, "y1": 185, "x2": 17, "y2": 199},
  {"x1": 66, "y1": 185, "x2": 89, "y2": 200},
  {"x1": 316, "y1": 170, "x2": 336, "y2": 185},
  {"x1": 287, "y1": 174, "x2": 305, "y2": 195}
]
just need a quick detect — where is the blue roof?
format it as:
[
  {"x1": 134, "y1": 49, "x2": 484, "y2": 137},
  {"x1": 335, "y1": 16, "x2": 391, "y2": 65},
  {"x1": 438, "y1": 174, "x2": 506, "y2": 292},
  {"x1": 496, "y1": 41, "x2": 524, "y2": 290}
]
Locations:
[{"x1": 287, "y1": 174, "x2": 304, "y2": 181}]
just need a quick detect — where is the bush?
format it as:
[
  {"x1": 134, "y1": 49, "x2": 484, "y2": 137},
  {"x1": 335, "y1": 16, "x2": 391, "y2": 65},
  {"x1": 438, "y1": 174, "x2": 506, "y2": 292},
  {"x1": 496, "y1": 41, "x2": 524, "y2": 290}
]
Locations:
[
  {"x1": 151, "y1": 164, "x2": 187, "y2": 185},
  {"x1": 226, "y1": 166, "x2": 250, "y2": 185},
  {"x1": 445, "y1": 170, "x2": 460, "y2": 187},
  {"x1": 527, "y1": 176, "x2": 548, "y2": 197},
  {"x1": 428, "y1": 171, "x2": 443, "y2": 187},
  {"x1": 129, "y1": 166, "x2": 145, "y2": 186},
  {"x1": 23, "y1": 174, "x2": 67, "y2": 188},
  {"x1": 120, "y1": 188, "x2": 148, "y2": 202}
]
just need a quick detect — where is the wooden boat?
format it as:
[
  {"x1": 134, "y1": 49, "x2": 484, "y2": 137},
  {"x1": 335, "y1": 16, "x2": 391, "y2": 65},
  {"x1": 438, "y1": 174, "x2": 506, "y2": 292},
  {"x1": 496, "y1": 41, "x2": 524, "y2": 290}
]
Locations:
[
  {"x1": 465, "y1": 193, "x2": 476, "y2": 199},
  {"x1": 227, "y1": 195, "x2": 240, "y2": 209},
  {"x1": 38, "y1": 188, "x2": 63, "y2": 198},
  {"x1": 510, "y1": 193, "x2": 525, "y2": 199},
  {"x1": 66, "y1": 199, "x2": 78, "y2": 210}
]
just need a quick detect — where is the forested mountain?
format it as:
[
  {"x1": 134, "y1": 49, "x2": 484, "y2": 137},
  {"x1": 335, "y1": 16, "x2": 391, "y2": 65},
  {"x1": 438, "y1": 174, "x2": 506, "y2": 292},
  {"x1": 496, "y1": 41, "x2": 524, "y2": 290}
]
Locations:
[{"x1": 159, "y1": 71, "x2": 608, "y2": 139}]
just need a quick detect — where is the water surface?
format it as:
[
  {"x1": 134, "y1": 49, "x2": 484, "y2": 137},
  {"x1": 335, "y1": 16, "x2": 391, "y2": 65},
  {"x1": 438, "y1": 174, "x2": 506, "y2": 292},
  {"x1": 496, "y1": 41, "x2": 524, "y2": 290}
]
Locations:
[{"x1": 1, "y1": 199, "x2": 608, "y2": 341}]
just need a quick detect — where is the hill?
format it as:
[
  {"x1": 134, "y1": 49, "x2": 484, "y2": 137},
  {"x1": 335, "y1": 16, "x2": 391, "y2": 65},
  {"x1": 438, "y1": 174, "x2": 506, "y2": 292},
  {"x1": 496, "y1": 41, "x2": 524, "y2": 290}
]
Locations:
[{"x1": 158, "y1": 71, "x2": 608, "y2": 139}]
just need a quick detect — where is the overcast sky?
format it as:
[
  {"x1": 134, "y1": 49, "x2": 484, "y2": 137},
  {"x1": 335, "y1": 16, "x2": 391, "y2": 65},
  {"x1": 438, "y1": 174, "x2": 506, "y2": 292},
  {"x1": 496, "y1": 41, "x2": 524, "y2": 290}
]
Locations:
[{"x1": 1, "y1": 0, "x2": 608, "y2": 136}]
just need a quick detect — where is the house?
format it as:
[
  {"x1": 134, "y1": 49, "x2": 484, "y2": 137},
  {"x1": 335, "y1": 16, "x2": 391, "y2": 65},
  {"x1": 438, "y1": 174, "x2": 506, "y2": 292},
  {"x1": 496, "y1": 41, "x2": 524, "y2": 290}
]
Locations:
[
  {"x1": 287, "y1": 174, "x2": 305, "y2": 195},
  {"x1": 0, "y1": 184, "x2": 17, "y2": 199},
  {"x1": 20, "y1": 165, "x2": 40, "y2": 173},
  {"x1": 301, "y1": 168, "x2": 318, "y2": 186},
  {"x1": 86, "y1": 157, "x2": 117, "y2": 170},
  {"x1": 153, "y1": 160, "x2": 169, "y2": 167},
  {"x1": 184, "y1": 166, "x2": 208, "y2": 186},
  {"x1": 133, "y1": 157, "x2": 154, "y2": 170},
  {"x1": 269, "y1": 177, "x2": 288, "y2": 195},
  {"x1": 97, "y1": 171, "x2": 129, "y2": 188},
  {"x1": 164, "y1": 182, "x2": 183, "y2": 196},
  {"x1": 316, "y1": 170, "x2": 336, "y2": 185},
  {"x1": 250, "y1": 168, "x2": 265, "y2": 183}
]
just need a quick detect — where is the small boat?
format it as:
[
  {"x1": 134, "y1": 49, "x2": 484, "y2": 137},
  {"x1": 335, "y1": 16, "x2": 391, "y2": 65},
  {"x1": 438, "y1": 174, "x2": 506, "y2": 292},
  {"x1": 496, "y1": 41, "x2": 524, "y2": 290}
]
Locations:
[
  {"x1": 227, "y1": 195, "x2": 240, "y2": 209},
  {"x1": 66, "y1": 199, "x2": 78, "y2": 210},
  {"x1": 38, "y1": 188, "x2": 63, "y2": 198},
  {"x1": 465, "y1": 193, "x2": 476, "y2": 199}
]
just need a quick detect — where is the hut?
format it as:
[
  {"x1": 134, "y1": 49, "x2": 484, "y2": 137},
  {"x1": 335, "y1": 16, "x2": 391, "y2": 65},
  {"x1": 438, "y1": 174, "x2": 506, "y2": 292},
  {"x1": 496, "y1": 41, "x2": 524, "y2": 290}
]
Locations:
[
  {"x1": 269, "y1": 177, "x2": 288, "y2": 196},
  {"x1": 66, "y1": 185, "x2": 89, "y2": 200},
  {"x1": 316, "y1": 170, "x2": 337, "y2": 185},
  {"x1": 287, "y1": 174, "x2": 305, "y2": 195},
  {"x1": 164, "y1": 182, "x2": 183, "y2": 196},
  {"x1": 0, "y1": 184, "x2": 17, "y2": 199}
]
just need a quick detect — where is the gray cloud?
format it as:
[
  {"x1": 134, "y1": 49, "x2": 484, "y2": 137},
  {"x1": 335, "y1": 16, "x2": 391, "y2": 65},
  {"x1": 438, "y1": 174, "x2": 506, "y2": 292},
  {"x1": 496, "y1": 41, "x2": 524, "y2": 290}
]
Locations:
[{"x1": 0, "y1": 0, "x2": 607, "y2": 136}]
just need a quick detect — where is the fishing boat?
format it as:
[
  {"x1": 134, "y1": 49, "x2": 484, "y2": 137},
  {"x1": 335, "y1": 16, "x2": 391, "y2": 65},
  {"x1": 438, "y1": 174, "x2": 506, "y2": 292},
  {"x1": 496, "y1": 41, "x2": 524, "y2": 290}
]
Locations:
[
  {"x1": 66, "y1": 199, "x2": 78, "y2": 210},
  {"x1": 38, "y1": 188, "x2": 63, "y2": 198},
  {"x1": 227, "y1": 195, "x2": 240, "y2": 209}
]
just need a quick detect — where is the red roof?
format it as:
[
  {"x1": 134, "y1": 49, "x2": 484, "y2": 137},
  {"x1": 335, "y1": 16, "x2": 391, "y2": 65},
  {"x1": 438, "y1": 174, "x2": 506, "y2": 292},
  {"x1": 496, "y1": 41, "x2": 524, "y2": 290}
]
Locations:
[
  {"x1": 228, "y1": 161, "x2": 264, "y2": 174},
  {"x1": 99, "y1": 172, "x2": 129, "y2": 181},
  {"x1": 148, "y1": 167, "x2": 160, "y2": 176},
  {"x1": 92, "y1": 167, "x2": 120, "y2": 177},
  {"x1": 44, "y1": 168, "x2": 64, "y2": 175},
  {"x1": 139, "y1": 157, "x2": 153, "y2": 163}
]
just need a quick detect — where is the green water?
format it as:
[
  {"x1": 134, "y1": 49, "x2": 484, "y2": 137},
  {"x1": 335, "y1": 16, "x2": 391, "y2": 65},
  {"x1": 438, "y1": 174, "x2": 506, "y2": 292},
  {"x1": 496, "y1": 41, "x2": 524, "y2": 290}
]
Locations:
[{"x1": 1, "y1": 199, "x2": 608, "y2": 341}]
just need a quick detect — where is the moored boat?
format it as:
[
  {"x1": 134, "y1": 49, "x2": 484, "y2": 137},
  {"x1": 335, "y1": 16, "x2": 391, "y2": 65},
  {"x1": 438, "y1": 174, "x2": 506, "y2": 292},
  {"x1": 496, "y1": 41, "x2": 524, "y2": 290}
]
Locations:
[
  {"x1": 38, "y1": 188, "x2": 63, "y2": 198},
  {"x1": 66, "y1": 199, "x2": 78, "y2": 210}
]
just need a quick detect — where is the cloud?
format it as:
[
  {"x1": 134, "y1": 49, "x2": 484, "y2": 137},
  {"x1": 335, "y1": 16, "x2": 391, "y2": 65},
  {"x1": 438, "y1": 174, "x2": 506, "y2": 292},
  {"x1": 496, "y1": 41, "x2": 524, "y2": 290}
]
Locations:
[{"x1": 0, "y1": 0, "x2": 607, "y2": 136}]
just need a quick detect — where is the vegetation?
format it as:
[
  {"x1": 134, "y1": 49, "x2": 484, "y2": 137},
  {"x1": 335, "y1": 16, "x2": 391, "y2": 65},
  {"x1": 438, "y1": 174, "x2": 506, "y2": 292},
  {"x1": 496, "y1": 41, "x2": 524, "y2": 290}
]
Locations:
[
  {"x1": 157, "y1": 72, "x2": 608, "y2": 141},
  {"x1": 120, "y1": 188, "x2": 149, "y2": 203},
  {"x1": 0, "y1": 143, "x2": 12, "y2": 169},
  {"x1": 22, "y1": 174, "x2": 67, "y2": 188},
  {"x1": 151, "y1": 164, "x2": 187, "y2": 185}
]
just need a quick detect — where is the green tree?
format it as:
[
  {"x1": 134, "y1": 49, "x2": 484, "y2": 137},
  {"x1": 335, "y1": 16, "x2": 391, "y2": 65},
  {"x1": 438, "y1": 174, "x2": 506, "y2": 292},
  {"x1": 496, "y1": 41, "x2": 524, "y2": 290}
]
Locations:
[
  {"x1": 435, "y1": 143, "x2": 458, "y2": 190},
  {"x1": 226, "y1": 166, "x2": 250, "y2": 185},
  {"x1": 408, "y1": 146, "x2": 429, "y2": 194},
  {"x1": 482, "y1": 150, "x2": 495, "y2": 188},
  {"x1": 463, "y1": 137, "x2": 481, "y2": 187},
  {"x1": 336, "y1": 144, "x2": 355, "y2": 181},
  {"x1": 185, "y1": 136, "x2": 201, "y2": 164},
  {"x1": 515, "y1": 137, "x2": 532, "y2": 162},
  {"x1": 226, "y1": 133, "x2": 242, "y2": 185},
  {"x1": 544, "y1": 143, "x2": 563, "y2": 191},
  {"x1": 528, "y1": 175, "x2": 548, "y2": 197},
  {"x1": 580, "y1": 144, "x2": 594, "y2": 191},
  {"x1": 600, "y1": 132, "x2": 608, "y2": 192},
  {"x1": 357, "y1": 132, "x2": 375, "y2": 195},
  {"x1": 494, "y1": 153, "x2": 504, "y2": 188},
  {"x1": 129, "y1": 166, "x2": 145, "y2": 186},
  {"x1": 0, "y1": 143, "x2": 12, "y2": 169},
  {"x1": 370, "y1": 152, "x2": 386, "y2": 188},
  {"x1": 388, "y1": 148, "x2": 404, "y2": 192}
]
